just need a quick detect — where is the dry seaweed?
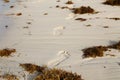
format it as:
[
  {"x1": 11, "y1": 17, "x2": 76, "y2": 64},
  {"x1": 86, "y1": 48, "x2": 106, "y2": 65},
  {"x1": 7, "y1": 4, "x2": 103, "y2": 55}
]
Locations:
[
  {"x1": 65, "y1": 0, "x2": 74, "y2": 4},
  {"x1": 3, "y1": 0, "x2": 9, "y2": 3},
  {"x1": 103, "y1": 26, "x2": 109, "y2": 28},
  {"x1": 56, "y1": 0, "x2": 60, "y2": 2},
  {"x1": 108, "y1": 41, "x2": 120, "y2": 50},
  {"x1": 72, "y1": 6, "x2": 95, "y2": 14},
  {"x1": 0, "y1": 48, "x2": 16, "y2": 57},
  {"x1": 20, "y1": 63, "x2": 83, "y2": 80},
  {"x1": 75, "y1": 18, "x2": 87, "y2": 21},
  {"x1": 16, "y1": 13, "x2": 22, "y2": 16},
  {"x1": 103, "y1": 0, "x2": 120, "y2": 6},
  {"x1": 10, "y1": 5, "x2": 14, "y2": 8},
  {"x1": 82, "y1": 46, "x2": 108, "y2": 58},
  {"x1": 82, "y1": 41, "x2": 120, "y2": 58},
  {"x1": 43, "y1": 13, "x2": 48, "y2": 15},
  {"x1": 108, "y1": 17, "x2": 120, "y2": 20},
  {"x1": 61, "y1": 6, "x2": 69, "y2": 9},
  {"x1": 5, "y1": 25, "x2": 8, "y2": 28},
  {"x1": 34, "y1": 68, "x2": 83, "y2": 80},
  {"x1": 56, "y1": 5, "x2": 60, "y2": 8},
  {"x1": 20, "y1": 63, "x2": 46, "y2": 73},
  {"x1": 86, "y1": 24, "x2": 91, "y2": 27},
  {"x1": 0, "y1": 74, "x2": 19, "y2": 80}
]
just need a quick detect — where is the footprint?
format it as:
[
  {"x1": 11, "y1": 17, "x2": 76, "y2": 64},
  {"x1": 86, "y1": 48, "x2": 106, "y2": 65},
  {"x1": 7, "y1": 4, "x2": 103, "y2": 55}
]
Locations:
[
  {"x1": 53, "y1": 26, "x2": 65, "y2": 36},
  {"x1": 47, "y1": 50, "x2": 71, "y2": 67}
]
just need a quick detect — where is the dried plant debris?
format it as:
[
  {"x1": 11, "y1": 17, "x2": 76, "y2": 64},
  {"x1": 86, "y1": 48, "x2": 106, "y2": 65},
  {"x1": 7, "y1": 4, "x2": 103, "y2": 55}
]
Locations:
[
  {"x1": 72, "y1": 6, "x2": 95, "y2": 14},
  {"x1": 105, "y1": 54, "x2": 115, "y2": 57},
  {"x1": 107, "y1": 17, "x2": 120, "y2": 20},
  {"x1": 5, "y1": 25, "x2": 8, "y2": 28},
  {"x1": 56, "y1": 0, "x2": 60, "y2": 2},
  {"x1": 20, "y1": 63, "x2": 83, "y2": 80},
  {"x1": 0, "y1": 74, "x2": 19, "y2": 80},
  {"x1": 103, "y1": 26, "x2": 109, "y2": 28},
  {"x1": 61, "y1": 6, "x2": 69, "y2": 9},
  {"x1": 26, "y1": 22, "x2": 32, "y2": 25},
  {"x1": 20, "y1": 63, "x2": 46, "y2": 73},
  {"x1": 82, "y1": 41, "x2": 120, "y2": 58},
  {"x1": 3, "y1": 0, "x2": 10, "y2": 3},
  {"x1": 117, "y1": 62, "x2": 120, "y2": 66},
  {"x1": 56, "y1": 5, "x2": 60, "y2": 8},
  {"x1": 82, "y1": 46, "x2": 108, "y2": 58},
  {"x1": 10, "y1": 5, "x2": 14, "y2": 8},
  {"x1": 16, "y1": 13, "x2": 22, "y2": 16},
  {"x1": 43, "y1": 13, "x2": 48, "y2": 15},
  {"x1": 6, "y1": 13, "x2": 22, "y2": 16},
  {"x1": 108, "y1": 41, "x2": 120, "y2": 50},
  {"x1": 0, "y1": 48, "x2": 16, "y2": 57},
  {"x1": 103, "y1": 0, "x2": 120, "y2": 6},
  {"x1": 75, "y1": 18, "x2": 87, "y2": 21},
  {"x1": 55, "y1": 5, "x2": 70, "y2": 9},
  {"x1": 34, "y1": 68, "x2": 83, "y2": 80},
  {"x1": 65, "y1": 0, "x2": 74, "y2": 4},
  {"x1": 23, "y1": 26, "x2": 29, "y2": 29},
  {"x1": 86, "y1": 24, "x2": 91, "y2": 27}
]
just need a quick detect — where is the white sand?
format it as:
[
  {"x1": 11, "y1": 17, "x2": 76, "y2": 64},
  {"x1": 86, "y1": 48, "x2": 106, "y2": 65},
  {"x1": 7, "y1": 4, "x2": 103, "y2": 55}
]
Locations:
[{"x1": 0, "y1": 0, "x2": 120, "y2": 80}]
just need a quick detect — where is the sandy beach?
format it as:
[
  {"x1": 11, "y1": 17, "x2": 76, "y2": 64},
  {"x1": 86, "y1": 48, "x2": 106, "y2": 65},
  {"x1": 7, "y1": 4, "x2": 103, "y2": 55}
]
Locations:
[{"x1": 0, "y1": 0, "x2": 120, "y2": 80}]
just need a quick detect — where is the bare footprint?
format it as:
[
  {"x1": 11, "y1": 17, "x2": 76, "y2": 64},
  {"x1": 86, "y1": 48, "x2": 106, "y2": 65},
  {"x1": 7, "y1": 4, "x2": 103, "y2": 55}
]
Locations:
[
  {"x1": 53, "y1": 26, "x2": 65, "y2": 36},
  {"x1": 47, "y1": 50, "x2": 70, "y2": 67}
]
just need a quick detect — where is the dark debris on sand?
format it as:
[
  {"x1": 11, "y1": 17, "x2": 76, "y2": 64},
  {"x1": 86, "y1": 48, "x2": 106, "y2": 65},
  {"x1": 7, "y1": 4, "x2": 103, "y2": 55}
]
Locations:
[
  {"x1": 65, "y1": 0, "x2": 74, "y2": 4},
  {"x1": 0, "y1": 48, "x2": 16, "y2": 57},
  {"x1": 20, "y1": 63, "x2": 46, "y2": 73},
  {"x1": 108, "y1": 41, "x2": 120, "y2": 50},
  {"x1": 108, "y1": 17, "x2": 120, "y2": 20},
  {"x1": 20, "y1": 63, "x2": 83, "y2": 80},
  {"x1": 3, "y1": 0, "x2": 10, "y2": 3},
  {"x1": 75, "y1": 18, "x2": 87, "y2": 21},
  {"x1": 82, "y1": 41, "x2": 120, "y2": 58},
  {"x1": 72, "y1": 6, "x2": 95, "y2": 14},
  {"x1": 0, "y1": 74, "x2": 19, "y2": 80},
  {"x1": 82, "y1": 46, "x2": 108, "y2": 58},
  {"x1": 103, "y1": 0, "x2": 120, "y2": 6}
]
